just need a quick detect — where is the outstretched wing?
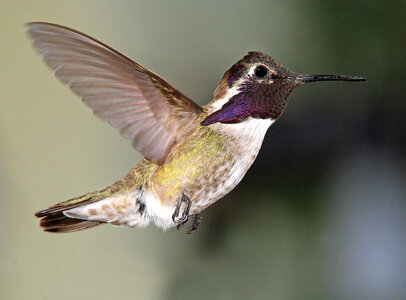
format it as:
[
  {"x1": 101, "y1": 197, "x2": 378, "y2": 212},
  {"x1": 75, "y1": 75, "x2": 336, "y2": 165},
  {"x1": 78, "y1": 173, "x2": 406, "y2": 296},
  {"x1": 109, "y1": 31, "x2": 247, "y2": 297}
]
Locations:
[{"x1": 26, "y1": 22, "x2": 203, "y2": 164}]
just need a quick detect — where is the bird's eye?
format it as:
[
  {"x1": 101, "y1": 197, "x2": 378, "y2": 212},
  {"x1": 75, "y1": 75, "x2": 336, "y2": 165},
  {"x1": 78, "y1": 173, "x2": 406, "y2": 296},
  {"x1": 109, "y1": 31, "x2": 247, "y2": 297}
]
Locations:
[{"x1": 254, "y1": 65, "x2": 268, "y2": 78}]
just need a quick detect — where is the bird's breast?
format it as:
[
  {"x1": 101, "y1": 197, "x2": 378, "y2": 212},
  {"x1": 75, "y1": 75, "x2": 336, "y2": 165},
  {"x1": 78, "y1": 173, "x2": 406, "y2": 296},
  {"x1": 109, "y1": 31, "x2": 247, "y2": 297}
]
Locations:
[{"x1": 148, "y1": 117, "x2": 273, "y2": 214}]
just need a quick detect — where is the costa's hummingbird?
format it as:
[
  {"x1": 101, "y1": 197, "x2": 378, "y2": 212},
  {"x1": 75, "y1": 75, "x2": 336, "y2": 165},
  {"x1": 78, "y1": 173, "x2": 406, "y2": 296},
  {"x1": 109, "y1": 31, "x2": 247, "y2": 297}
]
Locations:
[{"x1": 27, "y1": 22, "x2": 366, "y2": 233}]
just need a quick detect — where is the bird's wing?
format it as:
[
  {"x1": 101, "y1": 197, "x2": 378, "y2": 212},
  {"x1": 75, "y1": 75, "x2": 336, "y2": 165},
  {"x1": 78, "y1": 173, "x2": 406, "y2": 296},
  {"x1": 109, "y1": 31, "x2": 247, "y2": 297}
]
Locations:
[{"x1": 26, "y1": 22, "x2": 203, "y2": 164}]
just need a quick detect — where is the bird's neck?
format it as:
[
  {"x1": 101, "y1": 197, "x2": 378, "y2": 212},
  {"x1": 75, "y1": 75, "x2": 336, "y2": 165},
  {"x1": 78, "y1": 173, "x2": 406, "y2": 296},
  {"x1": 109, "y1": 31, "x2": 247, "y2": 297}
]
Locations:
[
  {"x1": 209, "y1": 117, "x2": 273, "y2": 144},
  {"x1": 204, "y1": 85, "x2": 241, "y2": 114},
  {"x1": 203, "y1": 85, "x2": 273, "y2": 142}
]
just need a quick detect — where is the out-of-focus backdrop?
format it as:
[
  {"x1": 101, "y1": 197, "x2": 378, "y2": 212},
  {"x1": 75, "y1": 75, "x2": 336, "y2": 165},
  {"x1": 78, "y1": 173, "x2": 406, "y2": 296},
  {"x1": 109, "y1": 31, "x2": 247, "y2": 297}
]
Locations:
[{"x1": 1, "y1": 1, "x2": 405, "y2": 299}]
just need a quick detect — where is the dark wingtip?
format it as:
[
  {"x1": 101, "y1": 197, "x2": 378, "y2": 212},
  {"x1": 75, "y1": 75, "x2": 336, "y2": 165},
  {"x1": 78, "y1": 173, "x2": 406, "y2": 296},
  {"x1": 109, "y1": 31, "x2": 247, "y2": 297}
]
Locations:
[
  {"x1": 35, "y1": 210, "x2": 46, "y2": 218},
  {"x1": 34, "y1": 206, "x2": 62, "y2": 218},
  {"x1": 35, "y1": 210, "x2": 44, "y2": 217}
]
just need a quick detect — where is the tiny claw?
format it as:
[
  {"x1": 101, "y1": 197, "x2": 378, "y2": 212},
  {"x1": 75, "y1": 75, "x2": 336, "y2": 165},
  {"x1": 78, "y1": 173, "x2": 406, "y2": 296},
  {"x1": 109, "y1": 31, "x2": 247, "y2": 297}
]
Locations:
[
  {"x1": 187, "y1": 214, "x2": 202, "y2": 234},
  {"x1": 176, "y1": 219, "x2": 188, "y2": 231}
]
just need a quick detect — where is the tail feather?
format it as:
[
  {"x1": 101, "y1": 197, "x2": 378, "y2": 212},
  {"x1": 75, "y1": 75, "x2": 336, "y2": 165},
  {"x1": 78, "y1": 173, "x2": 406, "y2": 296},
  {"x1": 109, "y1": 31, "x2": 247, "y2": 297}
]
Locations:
[
  {"x1": 35, "y1": 191, "x2": 106, "y2": 233},
  {"x1": 38, "y1": 211, "x2": 102, "y2": 233}
]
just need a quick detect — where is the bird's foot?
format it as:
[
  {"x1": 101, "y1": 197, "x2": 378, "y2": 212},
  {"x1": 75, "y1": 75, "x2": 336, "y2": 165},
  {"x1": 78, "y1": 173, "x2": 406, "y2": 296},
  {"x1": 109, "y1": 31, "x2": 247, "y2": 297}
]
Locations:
[
  {"x1": 187, "y1": 214, "x2": 202, "y2": 234},
  {"x1": 172, "y1": 193, "x2": 191, "y2": 224},
  {"x1": 176, "y1": 214, "x2": 202, "y2": 234}
]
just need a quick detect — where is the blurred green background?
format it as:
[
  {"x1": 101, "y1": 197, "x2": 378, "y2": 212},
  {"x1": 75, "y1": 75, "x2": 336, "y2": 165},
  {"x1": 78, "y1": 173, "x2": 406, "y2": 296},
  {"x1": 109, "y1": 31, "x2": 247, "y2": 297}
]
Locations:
[{"x1": 1, "y1": 1, "x2": 405, "y2": 299}]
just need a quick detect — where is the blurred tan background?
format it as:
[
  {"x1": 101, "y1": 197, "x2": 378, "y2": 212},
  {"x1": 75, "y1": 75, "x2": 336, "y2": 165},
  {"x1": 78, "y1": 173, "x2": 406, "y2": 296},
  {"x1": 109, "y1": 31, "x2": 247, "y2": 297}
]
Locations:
[{"x1": 1, "y1": 1, "x2": 405, "y2": 299}]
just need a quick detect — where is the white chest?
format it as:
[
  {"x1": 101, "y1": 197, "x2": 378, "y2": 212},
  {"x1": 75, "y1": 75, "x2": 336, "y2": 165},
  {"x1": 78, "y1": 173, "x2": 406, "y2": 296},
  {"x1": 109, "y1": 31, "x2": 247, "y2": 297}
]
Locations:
[{"x1": 191, "y1": 117, "x2": 273, "y2": 212}]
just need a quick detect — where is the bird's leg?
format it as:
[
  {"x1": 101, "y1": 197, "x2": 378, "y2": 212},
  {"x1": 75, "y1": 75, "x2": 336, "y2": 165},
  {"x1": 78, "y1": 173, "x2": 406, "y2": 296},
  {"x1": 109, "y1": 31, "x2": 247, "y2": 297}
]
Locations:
[
  {"x1": 134, "y1": 185, "x2": 145, "y2": 215},
  {"x1": 172, "y1": 194, "x2": 203, "y2": 233},
  {"x1": 172, "y1": 193, "x2": 191, "y2": 224}
]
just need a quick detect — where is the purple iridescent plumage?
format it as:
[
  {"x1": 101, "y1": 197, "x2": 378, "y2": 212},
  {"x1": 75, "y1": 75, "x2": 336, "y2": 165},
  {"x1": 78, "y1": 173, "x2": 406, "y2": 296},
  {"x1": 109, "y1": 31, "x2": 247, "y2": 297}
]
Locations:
[
  {"x1": 201, "y1": 76, "x2": 298, "y2": 126},
  {"x1": 201, "y1": 52, "x2": 300, "y2": 126}
]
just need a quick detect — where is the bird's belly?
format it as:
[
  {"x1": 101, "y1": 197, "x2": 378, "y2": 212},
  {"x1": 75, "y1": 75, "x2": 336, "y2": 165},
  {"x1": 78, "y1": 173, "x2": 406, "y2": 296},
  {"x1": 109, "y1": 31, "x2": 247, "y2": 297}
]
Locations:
[
  {"x1": 149, "y1": 146, "x2": 234, "y2": 210},
  {"x1": 148, "y1": 118, "x2": 271, "y2": 217},
  {"x1": 143, "y1": 154, "x2": 254, "y2": 229},
  {"x1": 189, "y1": 154, "x2": 256, "y2": 213}
]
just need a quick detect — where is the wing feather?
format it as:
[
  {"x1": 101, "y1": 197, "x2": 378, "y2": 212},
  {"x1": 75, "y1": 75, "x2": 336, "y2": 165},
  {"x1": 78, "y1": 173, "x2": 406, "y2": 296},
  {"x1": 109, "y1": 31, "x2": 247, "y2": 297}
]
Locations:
[{"x1": 27, "y1": 22, "x2": 203, "y2": 164}]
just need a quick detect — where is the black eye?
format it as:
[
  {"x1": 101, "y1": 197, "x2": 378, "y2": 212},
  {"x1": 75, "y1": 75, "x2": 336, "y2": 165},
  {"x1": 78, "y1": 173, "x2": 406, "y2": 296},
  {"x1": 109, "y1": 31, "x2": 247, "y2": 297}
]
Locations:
[{"x1": 255, "y1": 65, "x2": 268, "y2": 78}]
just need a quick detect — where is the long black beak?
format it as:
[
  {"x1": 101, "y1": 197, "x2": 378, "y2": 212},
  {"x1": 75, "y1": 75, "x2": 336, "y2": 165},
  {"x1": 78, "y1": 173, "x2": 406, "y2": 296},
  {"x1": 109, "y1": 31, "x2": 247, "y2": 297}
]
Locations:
[{"x1": 294, "y1": 74, "x2": 367, "y2": 83}]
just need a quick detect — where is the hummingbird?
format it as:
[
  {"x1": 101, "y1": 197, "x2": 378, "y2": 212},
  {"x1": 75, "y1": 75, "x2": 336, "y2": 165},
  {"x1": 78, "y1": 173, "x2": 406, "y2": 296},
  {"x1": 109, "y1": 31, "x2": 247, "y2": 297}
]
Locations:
[{"x1": 27, "y1": 22, "x2": 366, "y2": 233}]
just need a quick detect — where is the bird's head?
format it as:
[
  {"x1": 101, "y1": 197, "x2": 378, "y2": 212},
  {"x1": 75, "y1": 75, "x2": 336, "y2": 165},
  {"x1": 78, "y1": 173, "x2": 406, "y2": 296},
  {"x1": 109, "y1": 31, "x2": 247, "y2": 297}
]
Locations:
[{"x1": 201, "y1": 51, "x2": 366, "y2": 126}]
